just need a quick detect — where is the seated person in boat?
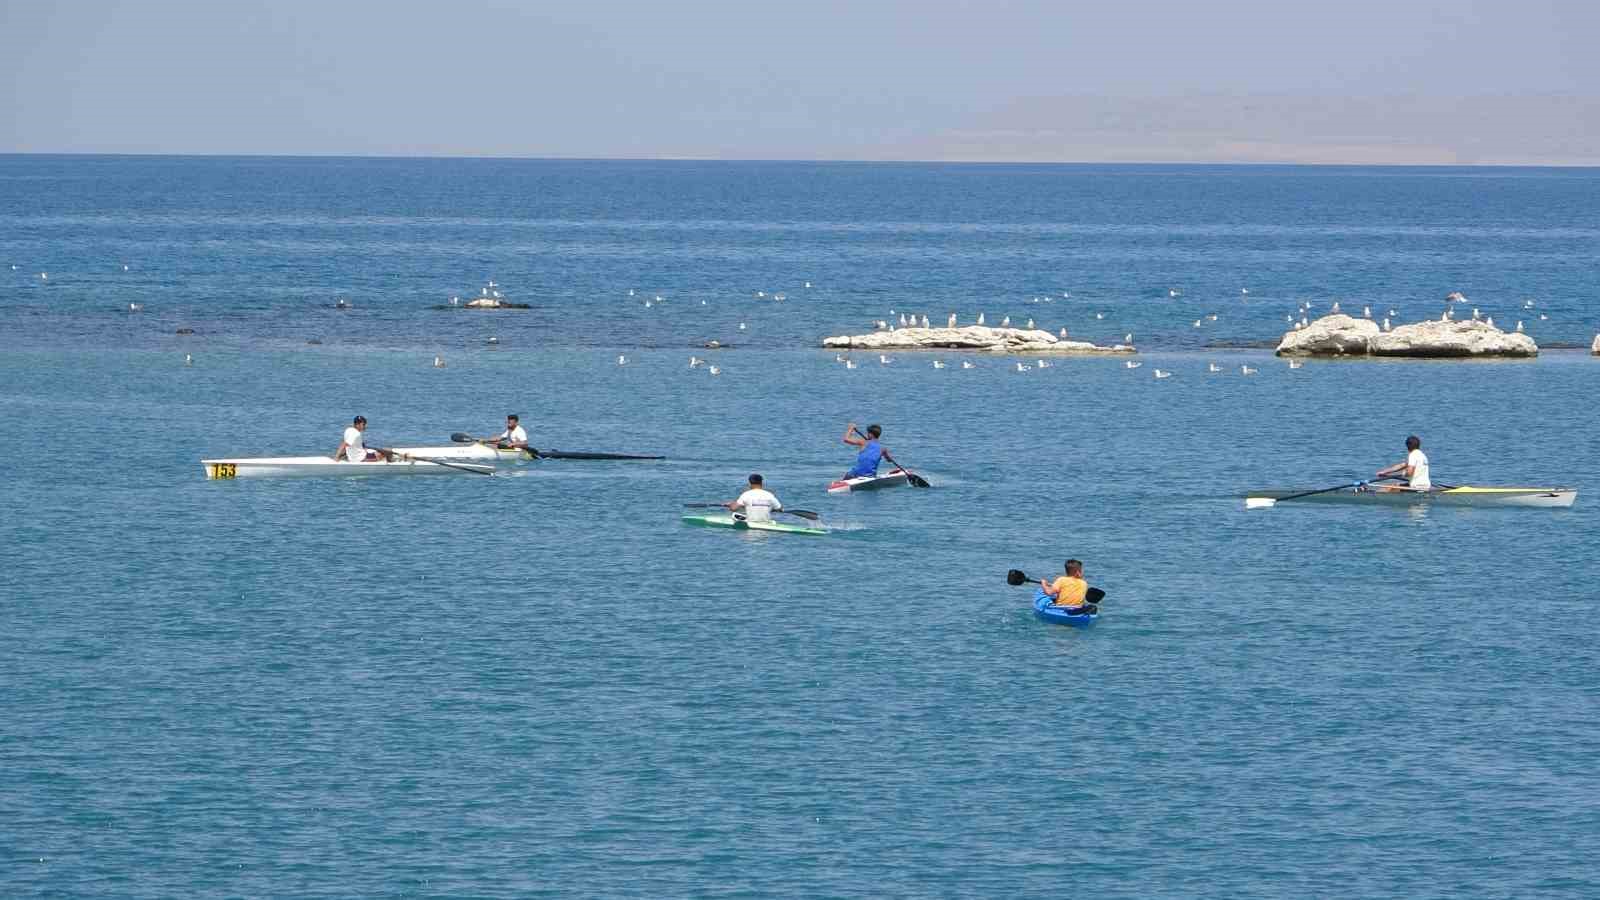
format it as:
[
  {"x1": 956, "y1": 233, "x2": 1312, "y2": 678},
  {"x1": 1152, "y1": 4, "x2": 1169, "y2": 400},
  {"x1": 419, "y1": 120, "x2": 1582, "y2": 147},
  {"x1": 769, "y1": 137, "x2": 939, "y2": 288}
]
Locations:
[
  {"x1": 494, "y1": 414, "x2": 528, "y2": 450},
  {"x1": 1040, "y1": 559, "x2": 1089, "y2": 608},
  {"x1": 842, "y1": 422, "x2": 886, "y2": 479},
  {"x1": 1374, "y1": 435, "x2": 1431, "y2": 491},
  {"x1": 334, "y1": 415, "x2": 385, "y2": 462},
  {"x1": 725, "y1": 473, "x2": 782, "y2": 523}
]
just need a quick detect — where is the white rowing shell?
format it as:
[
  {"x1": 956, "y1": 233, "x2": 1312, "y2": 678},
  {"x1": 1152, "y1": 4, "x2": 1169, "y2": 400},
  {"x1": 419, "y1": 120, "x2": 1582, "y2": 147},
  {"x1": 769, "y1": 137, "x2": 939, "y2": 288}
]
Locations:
[{"x1": 201, "y1": 456, "x2": 494, "y2": 479}]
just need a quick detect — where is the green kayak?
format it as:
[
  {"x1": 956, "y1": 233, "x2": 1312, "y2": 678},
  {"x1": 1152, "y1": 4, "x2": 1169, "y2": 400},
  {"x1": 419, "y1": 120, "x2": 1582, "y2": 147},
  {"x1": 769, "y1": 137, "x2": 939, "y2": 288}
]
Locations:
[{"x1": 681, "y1": 512, "x2": 828, "y2": 536}]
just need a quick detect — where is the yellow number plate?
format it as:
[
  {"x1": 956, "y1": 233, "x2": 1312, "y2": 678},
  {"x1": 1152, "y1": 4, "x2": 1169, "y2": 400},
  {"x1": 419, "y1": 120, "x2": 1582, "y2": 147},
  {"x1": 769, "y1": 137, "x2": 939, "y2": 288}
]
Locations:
[{"x1": 208, "y1": 463, "x2": 237, "y2": 479}]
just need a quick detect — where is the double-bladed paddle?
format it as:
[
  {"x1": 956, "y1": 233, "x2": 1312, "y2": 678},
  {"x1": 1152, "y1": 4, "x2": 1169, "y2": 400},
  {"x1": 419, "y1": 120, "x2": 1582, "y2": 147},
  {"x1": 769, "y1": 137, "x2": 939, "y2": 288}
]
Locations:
[
  {"x1": 683, "y1": 503, "x2": 820, "y2": 521},
  {"x1": 1007, "y1": 569, "x2": 1106, "y2": 607},
  {"x1": 851, "y1": 427, "x2": 931, "y2": 488},
  {"x1": 1245, "y1": 475, "x2": 1399, "y2": 509}
]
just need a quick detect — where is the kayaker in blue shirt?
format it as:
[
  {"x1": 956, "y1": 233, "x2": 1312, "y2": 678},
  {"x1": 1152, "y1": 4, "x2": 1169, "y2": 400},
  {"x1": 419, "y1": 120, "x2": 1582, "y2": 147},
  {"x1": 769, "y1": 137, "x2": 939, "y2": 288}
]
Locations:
[{"x1": 842, "y1": 422, "x2": 886, "y2": 479}]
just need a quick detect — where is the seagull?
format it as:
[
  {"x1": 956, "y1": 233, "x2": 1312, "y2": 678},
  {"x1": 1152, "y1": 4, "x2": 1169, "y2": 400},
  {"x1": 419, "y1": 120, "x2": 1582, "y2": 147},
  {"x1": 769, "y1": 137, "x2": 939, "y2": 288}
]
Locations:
[
  {"x1": 1285, "y1": 315, "x2": 1294, "y2": 322},
  {"x1": 1193, "y1": 319, "x2": 1203, "y2": 328},
  {"x1": 128, "y1": 302, "x2": 142, "y2": 312},
  {"x1": 39, "y1": 272, "x2": 47, "y2": 280},
  {"x1": 449, "y1": 296, "x2": 460, "y2": 306},
  {"x1": 1060, "y1": 328, "x2": 1069, "y2": 338},
  {"x1": 844, "y1": 360, "x2": 857, "y2": 369},
  {"x1": 1241, "y1": 288, "x2": 1249, "y2": 295},
  {"x1": 1363, "y1": 306, "x2": 1372, "y2": 319},
  {"x1": 874, "y1": 320, "x2": 887, "y2": 330},
  {"x1": 1125, "y1": 333, "x2": 1133, "y2": 344},
  {"x1": 433, "y1": 355, "x2": 445, "y2": 368},
  {"x1": 738, "y1": 322, "x2": 747, "y2": 331},
  {"x1": 1486, "y1": 316, "x2": 1495, "y2": 328},
  {"x1": 948, "y1": 313, "x2": 958, "y2": 328},
  {"x1": 1288, "y1": 359, "x2": 1304, "y2": 369},
  {"x1": 1168, "y1": 289, "x2": 1179, "y2": 298},
  {"x1": 1299, "y1": 318, "x2": 1308, "y2": 328},
  {"x1": 1331, "y1": 301, "x2": 1341, "y2": 313},
  {"x1": 1524, "y1": 299, "x2": 1535, "y2": 309},
  {"x1": 920, "y1": 315, "x2": 929, "y2": 328},
  {"x1": 123, "y1": 264, "x2": 130, "y2": 272},
  {"x1": 709, "y1": 365, "x2": 721, "y2": 376},
  {"x1": 1446, "y1": 291, "x2": 1466, "y2": 302},
  {"x1": 1207, "y1": 314, "x2": 1218, "y2": 321},
  {"x1": 1001, "y1": 315, "x2": 1011, "y2": 327},
  {"x1": 961, "y1": 361, "x2": 975, "y2": 369},
  {"x1": 1016, "y1": 362, "x2": 1031, "y2": 372},
  {"x1": 1241, "y1": 365, "x2": 1258, "y2": 375},
  {"x1": 1125, "y1": 361, "x2": 1142, "y2": 369},
  {"x1": 879, "y1": 355, "x2": 893, "y2": 365},
  {"x1": 1025, "y1": 318, "x2": 1034, "y2": 329},
  {"x1": 804, "y1": 281, "x2": 811, "y2": 288},
  {"x1": 701, "y1": 299, "x2": 707, "y2": 305},
  {"x1": 628, "y1": 289, "x2": 635, "y2": 296},
  {"x1": 757, "y1": 291, "x2": 765, "y2": 298},
  {"x1": 617, "y1": 355, "x2": 627, "y2": 365},
  {"x1": 184, "y1": 354, "x2": 193, "y2": 366},
  {"x1": 643, "y1": 300, "x2": 652, "y2": 308},
  {"x1": 1095, "y1": 312, "x2": 1104, "y2": 319},
  {"x1": 486, "y1": 336, "x2": 498, "y2": 345},
  {"x1": 1154, "y1": 369, "x2": 1171, "y2": 378},
  {"x1": 933, "y1": 360, "x2": 946, "y2": 369},
  {"x1": 834, "y1": 354, "x2": 847, "y2": 363},
  {"x1": 1036, "y1": 360, "x2": 1051, "y2": 369},
  {"x1": 1383, "y1": 318, "x2": 1392, "y2": 331},
  {"x1": 977, "y1": 313, "x2": 986, "y2": 325},
  {"x1": 1540, "y1": 314, "x2": 1549, "y2": 320},
  {"x1": 9, "y1": 265, "x2": 16, "y2": 270},
  {"x1": 1208, "y1": 363, "x2": 1222, "y2": 372},
  {"x1": 1515, "y1": 320, "x2": 1524, "y2": 333},
  {"x1": 899, "y1": 313, "x2": 908, "y2": 326},
  {"x1": 1472, "y1": 307, "x2": 1480, "y2": 320},
  {"x1": 1388, "y1": 309, "x2": 1397, "y2": 317}
]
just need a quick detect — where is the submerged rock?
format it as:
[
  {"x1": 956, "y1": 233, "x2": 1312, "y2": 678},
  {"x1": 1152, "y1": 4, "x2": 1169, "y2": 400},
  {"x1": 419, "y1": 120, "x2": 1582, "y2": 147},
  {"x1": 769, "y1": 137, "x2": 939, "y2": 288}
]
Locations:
[
  {"x1": 1274, "y1": 314, "x2": 1379, "y2": 356},
  {"x1": 1276, "y1": 314, "x2": 1537, "y2": 358},
  {"x1": 822, "y1": 325, "x2": 1131, "y2": 354}
]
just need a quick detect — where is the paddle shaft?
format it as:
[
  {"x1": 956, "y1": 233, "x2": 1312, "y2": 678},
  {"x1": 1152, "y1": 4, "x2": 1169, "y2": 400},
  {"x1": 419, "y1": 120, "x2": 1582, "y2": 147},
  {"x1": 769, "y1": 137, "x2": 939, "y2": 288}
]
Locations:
[
  {"x1": 683, "y1": 503, "x2": 819, "y2": 521},
  {"x1": 1272, "y1": 475, "x2": 1399, "y2": 504},
  {"x1": 384, "y1": 449, "x2": 493, "y2": 476}
]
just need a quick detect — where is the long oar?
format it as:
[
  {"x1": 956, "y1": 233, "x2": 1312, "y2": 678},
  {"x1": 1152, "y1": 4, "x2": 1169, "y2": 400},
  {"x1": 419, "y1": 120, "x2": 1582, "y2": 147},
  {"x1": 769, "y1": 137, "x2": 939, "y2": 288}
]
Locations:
[
  {"x1": 852, "y1": 427, "x2": 931, "y2": 488},
  {"x1": 683, "y1": 503, "x2": 820, "y2": 521},
  {"x1": 1006, "y1": 569, "x2": 1106, "y2": 605},
  {"x1": 1245, "y1": 476, "x2": 1397, "y2": 509},
  {"x1": 384, "y1": 448, "x2": 494, "y2": 476},
  {"x1": 452, "y1": 432, "x2": 662, "y2": 460}
]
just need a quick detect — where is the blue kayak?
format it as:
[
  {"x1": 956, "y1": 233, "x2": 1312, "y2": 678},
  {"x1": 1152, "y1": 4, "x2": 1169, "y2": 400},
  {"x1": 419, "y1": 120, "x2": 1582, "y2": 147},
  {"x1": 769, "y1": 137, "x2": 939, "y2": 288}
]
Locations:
[{"x1": 1033, "y1": 587, "x2": 1098, "y2": 627}]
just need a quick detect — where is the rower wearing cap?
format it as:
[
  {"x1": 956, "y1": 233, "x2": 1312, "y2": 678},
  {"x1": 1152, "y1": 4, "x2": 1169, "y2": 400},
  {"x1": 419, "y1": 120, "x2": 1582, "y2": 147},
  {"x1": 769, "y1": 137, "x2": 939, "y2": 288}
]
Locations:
[
  {"x1": 1040, "y1": 559, "x2": 1090, "y2": 609},
  {"x1": 1375, "y1": 435, "x2": 1431, "y2": 491},
  {"x1": 494, "y1": 414, "x2": 528, "y2": 450},
  {"x1": 842, "y1": 422, "x2": 886, "y2": 479},
  {"x1": 334, "y1": 415, "x2": 384, "y2": 462},
  {"x1": 725, "y1": 473, "x2": 782, "y2": 523}
]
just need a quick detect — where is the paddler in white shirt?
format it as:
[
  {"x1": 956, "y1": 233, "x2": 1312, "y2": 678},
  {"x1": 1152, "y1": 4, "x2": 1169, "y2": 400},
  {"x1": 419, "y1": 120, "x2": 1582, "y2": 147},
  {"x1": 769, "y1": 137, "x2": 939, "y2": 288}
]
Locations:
[
  {"x1": 333, "y1": 415, "x2": 385, "y2": 462},
  {"x1": 494, "y1": 414, "x2": 529, "y2": 450},
  {"x1": 1375, "y1": 434, "x2": 1431, "y2": 491},
  {"x1": 725, "y1": 473, "x2": 782, "y2": 523}
]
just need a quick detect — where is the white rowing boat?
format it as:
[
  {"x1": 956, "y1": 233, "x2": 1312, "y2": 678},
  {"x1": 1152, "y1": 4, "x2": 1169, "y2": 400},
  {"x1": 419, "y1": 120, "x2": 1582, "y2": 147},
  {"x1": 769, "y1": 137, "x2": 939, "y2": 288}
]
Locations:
[
  {"x1": 827, "y1": 468, "x2": 910, "y2": 493},
  {"x1": 1247, "y1": 484, "x2": 1577, "y2": 509},
  {"x1": 202, "y1": 456, "x2": 495, "y2": 479}
]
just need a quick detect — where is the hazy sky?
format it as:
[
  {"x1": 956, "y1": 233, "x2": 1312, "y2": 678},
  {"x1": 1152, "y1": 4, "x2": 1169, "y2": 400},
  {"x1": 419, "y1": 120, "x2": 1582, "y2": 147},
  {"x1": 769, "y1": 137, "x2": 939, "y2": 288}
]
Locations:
[{"x1": 3, "y1": 0, "x2": 1597, "y2": 163}]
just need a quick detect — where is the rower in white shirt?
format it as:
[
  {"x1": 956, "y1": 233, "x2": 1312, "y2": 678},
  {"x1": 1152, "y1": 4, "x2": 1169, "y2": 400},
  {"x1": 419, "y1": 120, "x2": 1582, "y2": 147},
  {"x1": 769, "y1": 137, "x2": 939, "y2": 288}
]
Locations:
[
  {"x1": 725, "y1": 473, "x2": 782, "y2": 523},
  {"x1": 333, "y1": 415, "x2": 385, "y2": 462},
  {"x1": 494, "y1": 414, "x2": 529, "y2": 450},
  {"x1": 1375, "y1": 434, "x2": 1431, "y2": 491}
]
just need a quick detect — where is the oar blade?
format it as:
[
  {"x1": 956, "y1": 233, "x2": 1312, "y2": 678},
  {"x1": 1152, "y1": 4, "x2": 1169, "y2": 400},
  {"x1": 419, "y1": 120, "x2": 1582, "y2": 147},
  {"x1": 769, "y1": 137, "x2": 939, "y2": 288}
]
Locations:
[
  {"x1": 1006, "y1": 569, "x2": 1029, "y2": 586},
  {"x1": 450, "y1": 432, "x2": 477, "y2": 443},
  {"x1": 1244, "y1": 497, "x2": 1277, "y2": 509},
  {"x1": 780, "y1": 509, "x2": 820, "y2": 521},
  {"x1": 906, "y1": 472, "x2": 932, "y2": 488},
  {"x1": 1086, "y1": 587, "x2": 1106, "y2": 604}
]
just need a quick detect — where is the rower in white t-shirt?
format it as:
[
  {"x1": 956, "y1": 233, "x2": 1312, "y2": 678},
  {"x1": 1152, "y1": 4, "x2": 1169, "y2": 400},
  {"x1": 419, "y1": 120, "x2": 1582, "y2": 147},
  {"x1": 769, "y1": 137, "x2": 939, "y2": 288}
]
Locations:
[
  {"x1": 1376, "y1": 434, "x2": 1431, "y2": 491},
  {"x1": 334, "y1": 415, "x2": 383, "y2": 462},
  {"x1": 494, "y1": 414, "x2": 529, "y2": 450},
  {"x1": 726, "y1": 473, "x2": 782, "y2": 522}
]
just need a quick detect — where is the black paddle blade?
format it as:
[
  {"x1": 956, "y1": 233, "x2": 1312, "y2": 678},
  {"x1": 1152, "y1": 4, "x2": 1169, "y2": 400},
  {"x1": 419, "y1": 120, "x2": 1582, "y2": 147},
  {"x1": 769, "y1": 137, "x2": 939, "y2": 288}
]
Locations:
[
  {"x1": 907, "y1": 472, "x2": 932, "y2": 488},
  {"x1": 780, "y1": 509, "x2": 820, "y2": 521},
  {"x1": 1086, "y1": 587, "x2": 1106, "y2": 604},
  {"x1": 1006, "y1": 569, "x2": 1028, "y2": 586},
  {"x1": 450, "y1": 432, "x2": 476, "y2": 443}
]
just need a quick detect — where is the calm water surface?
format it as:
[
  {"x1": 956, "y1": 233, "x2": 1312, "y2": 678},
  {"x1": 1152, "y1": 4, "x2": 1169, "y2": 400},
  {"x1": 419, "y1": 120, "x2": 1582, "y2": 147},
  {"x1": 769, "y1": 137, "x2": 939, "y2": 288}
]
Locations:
[{"x1": 3, "y1": 158, "x2": 1599, "y2": 897}]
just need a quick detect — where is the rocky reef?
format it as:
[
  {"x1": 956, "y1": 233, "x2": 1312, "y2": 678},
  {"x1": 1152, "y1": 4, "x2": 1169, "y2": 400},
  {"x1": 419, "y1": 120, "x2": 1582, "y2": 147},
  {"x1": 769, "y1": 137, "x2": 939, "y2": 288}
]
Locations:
[
  {"x1": 822, "y1": 325, "x2": 1132, "y2": 354},
  {"x1": 1276, "y1": 315, "x2": 1537, "y2": 358}
]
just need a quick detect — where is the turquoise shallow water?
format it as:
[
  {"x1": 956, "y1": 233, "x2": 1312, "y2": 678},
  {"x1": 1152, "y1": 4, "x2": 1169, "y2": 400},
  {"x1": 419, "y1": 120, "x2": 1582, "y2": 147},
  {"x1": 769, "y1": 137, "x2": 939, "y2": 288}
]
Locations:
[{"x1": 4, "y1": 158, "x2": 1600, "y2": 897}]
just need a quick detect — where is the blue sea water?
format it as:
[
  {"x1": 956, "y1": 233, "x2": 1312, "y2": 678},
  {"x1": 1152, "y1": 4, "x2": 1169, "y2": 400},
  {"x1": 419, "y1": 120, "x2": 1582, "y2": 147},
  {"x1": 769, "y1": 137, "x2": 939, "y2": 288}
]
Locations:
[{"x1": 3, "y1": 156, "x2": 1600, "y2": 897}]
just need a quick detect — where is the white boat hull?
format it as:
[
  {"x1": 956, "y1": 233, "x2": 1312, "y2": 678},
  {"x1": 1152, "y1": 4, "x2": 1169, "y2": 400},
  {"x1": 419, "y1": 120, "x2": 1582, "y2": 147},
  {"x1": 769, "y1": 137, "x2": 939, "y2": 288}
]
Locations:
[
  {"x1": 391, "y1": 444, "x2": 534, "y2": 462},
  {"x1": 202, "y1": 456, "x2": 494, "y2": 479},
  {"x1": 827, "y1": 468, "x2": 910, "y2": 493},
  {"x1": 1247, "y1": 485, "x2": 1577, "y2": 509}
]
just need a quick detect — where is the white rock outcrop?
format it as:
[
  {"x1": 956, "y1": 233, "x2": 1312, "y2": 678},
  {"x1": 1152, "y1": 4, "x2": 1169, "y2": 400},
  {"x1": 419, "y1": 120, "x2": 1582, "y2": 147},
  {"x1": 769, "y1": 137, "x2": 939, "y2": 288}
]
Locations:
[
  {"x1": 1277, "y1": 314, "x2": 1537, "y2": 358},
  {"x1": 1369, "y1": 319, "x2": 1537, "y2": 357},
  {"x1": 822, "y1": 325, "x2": 1132, "y2": 354},
  {"x1": 1274, "y1": 314, "x2": 1379, "y2": 356}
]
